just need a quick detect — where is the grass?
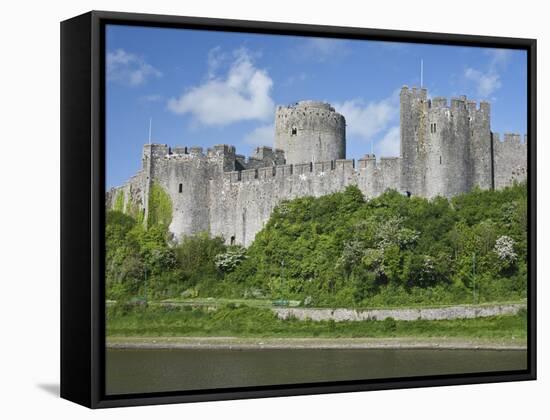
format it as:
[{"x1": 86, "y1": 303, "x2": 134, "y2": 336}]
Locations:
[{"x1": 106, "y1": 304, "x2": 527, "y2": 340}]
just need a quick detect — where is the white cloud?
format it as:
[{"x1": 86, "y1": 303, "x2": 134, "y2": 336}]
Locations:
[
  {"x1": 464, "y1": 68, "x2": 501, "y2": 97},
  {"x1": 375, "y1": 126, "x2": 400, "y2": 157},
  {"x1": 464, "y1": 49, "x2": 511, "y2": 98},
  {"x1": 107, "y1": 49, "x2": 162, "y2": 86},
  {"x1": 334, "y1": 92, "x2": 399, "y2": 141},
  {"x1": 487, "y1": 49, "x2": 511, "y2": 68},
  {"x1": 168, "y1": 48, "x2": 274, "y2": 126},
  {"x1": 207, "y1": 46, "x2": 228, "y2": 79},
  {"x1": 243, "y1": 124, "x2": 274, "y2": 147},
  {"x1": 296, "y1": 38, "x2": 349, "y2": 62}
]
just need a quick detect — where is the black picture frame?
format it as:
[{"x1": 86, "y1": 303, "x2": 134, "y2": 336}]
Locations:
[{"x1": 60, "y1": 10, "x2": 537, "y2": 409}]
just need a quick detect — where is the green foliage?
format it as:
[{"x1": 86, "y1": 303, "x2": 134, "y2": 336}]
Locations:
[
  {"x1": 105, "y1": 182, "x2": 528, "y2": 309},
  {"x1": 147, "y1": 183, "x2": 173, "y2": 227},
  {"x1": 105, "y1": 209, "x2": 230, "y2": 301},
  {"x1": 226, "y1": 183, "x2": 527, "y2": 307},
  {"x1": 174, "y1": 232, "x2": 227, "y2": 295}
]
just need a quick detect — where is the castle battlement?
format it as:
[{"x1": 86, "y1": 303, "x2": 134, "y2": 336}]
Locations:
[
  {"x1": 146, "y1": 143, "x2": 239, "y2": 160},
  {"x1": 113, "y1": 86, "x2": 527, "y2": 246},
  {"x1": 504, "y1": 133, "x2": 525, "y2": 144},
  {"x1": 207, "y1": 144, "x2": 236, "y2": 156},
  {"x1": 145, "y1": 142, "x2": 287, "y2": 172},
  {"x1": 357, "y1": 155, "x2": 399, "y2": 169},
  {"x1": 431, "y1": 97, "x2": 448, "y2": 108},
  {"x1": 492, "y1": 132, "x2": 528, "y2": 145},
  {"x1": 222, "y1": 159, "x2": 359, "y2": 184},
  {"x1": 427, "y1": 96, "x2": 489, "y2": 114},
  {"x1": 278, "y1": 100, "x2": 335, "y2": 112},
  {"x1": 400, "y1": 85, "x2": 428, "y2": 99}
]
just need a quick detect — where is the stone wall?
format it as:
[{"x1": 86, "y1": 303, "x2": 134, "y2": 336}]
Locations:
[
  {"x1": 470, "y1": 101, "x2": 492, "y2": 189},
  {"x1": 357, "y1": 155, "x2": 401, "y2": 198},
  {"x1": 493, "y1": 133, "x2": 528, "y2": 189},
  {"x1": 400, "y1": 86, "x2": 428, "y2": 196},
  {"x1": 210, "y1": 158, "x2": 359, "y2": 246},
  {"x1": 274, "y1": 302, "x2": 525, "y2": 322},
  {"x1": 107, "y1": 91, "x2": 528, "y2": 247}
]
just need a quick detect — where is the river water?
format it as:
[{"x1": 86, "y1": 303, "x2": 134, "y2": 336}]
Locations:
[{"x1": 105, "y1": 348, "x2": 526, "y2": 395}]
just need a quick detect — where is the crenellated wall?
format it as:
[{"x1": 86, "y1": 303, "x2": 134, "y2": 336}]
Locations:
[
  {"x1": 108, "y1": 145, "x2": 407, "y2": 246},
  {"x1": 108, "y1": 90, "x2": 527, "y2": 247},
  {"x1": 492, "y1": 133, "x2": 528, "y2": 189},
  {"x1": 210, "y1": 158, "x2": 358, "y2": 246},
  {"x1": 357, "y1": 155, "x2": 401, "y2": 198}
]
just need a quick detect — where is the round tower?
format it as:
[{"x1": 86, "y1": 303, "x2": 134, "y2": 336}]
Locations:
[{"x1": 274, "y1": 101, "x2": 345, "y2": 165}]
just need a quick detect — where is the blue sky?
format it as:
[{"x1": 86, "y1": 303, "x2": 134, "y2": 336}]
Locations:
[{"x1": 106, "y1": 24, "x2": 527, "y2": 188}]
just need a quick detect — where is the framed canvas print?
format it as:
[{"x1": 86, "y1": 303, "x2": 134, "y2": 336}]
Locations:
[{"x1": 60, "y1": 10, "x2": 536, "y2": 408}]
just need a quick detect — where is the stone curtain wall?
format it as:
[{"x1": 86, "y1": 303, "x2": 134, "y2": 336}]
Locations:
[
  {"x1": 106, "y1": 89, "x2": 527, "y2": 246},
  {"x1": 492, "y1": 133, "x2": 528, "y2": 189},
  {"x1": 210, "y1": 159, "x2": 357, "y2": 246}
]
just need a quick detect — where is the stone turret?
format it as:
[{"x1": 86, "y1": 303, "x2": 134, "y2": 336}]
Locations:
[
  {"x1": 400, "y1": 86, "x2": 428, "y2": 196},
  {"x1": 274, "y1": 100, "x2": 346, "y2": 165},
  {"x1": 399, "y1": 87, "x2": 506, "y2": 198}
]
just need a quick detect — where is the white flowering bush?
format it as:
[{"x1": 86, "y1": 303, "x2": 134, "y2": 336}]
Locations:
[
  {"x1": 376, "y1": 216, "x2": 419, "y2": 250},
  {"x1": 493, "y1": 235, "x2": 517, "y2": 263},
  {"x1": 214, "y1": 246, "x2": 247, "y2": 273},
  {"x1": 421, "y1": 255, "x2": 435, "y2": 275}
]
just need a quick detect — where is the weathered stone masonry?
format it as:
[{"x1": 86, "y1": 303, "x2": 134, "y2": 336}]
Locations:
[{"x1": 107, "y1": 87, "x2": 527, "y2": 246}]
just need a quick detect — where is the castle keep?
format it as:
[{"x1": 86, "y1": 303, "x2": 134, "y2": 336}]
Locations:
[{"x1": 107, "y1": 86, "x2": 527, "y2": 246}]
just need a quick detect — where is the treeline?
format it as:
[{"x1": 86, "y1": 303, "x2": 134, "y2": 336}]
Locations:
[{"x1": 106, "y1": 183, "x2": 527, "y2": 307}]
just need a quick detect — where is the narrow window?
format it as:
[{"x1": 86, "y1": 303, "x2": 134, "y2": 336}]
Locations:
[
  {"x1": 230, "y1": 236, "x2": 235, "y2": 245},
  {"x1": 440, "y1": 156, "x2": 442, "y2": 165},
  {"x1": 178, "y1": 183, "x2": 183, "y2": 193},
  {"x1": 433, "y1": 123, "x2": 437, "y2": 133},
  {"x1": 291, "y1": 127, "x2": 297, "y2": 136}
]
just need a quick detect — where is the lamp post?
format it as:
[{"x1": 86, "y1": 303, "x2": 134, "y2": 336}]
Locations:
[
  {"x1": 144, "y1": 265, "x2": 148, "y2": 304},
  {"x1": 472, "y1": 252, "x2": 476, "y2": 304},
  {"x1": 281, "y1": 259, "x2": 285, "y2": 298}
]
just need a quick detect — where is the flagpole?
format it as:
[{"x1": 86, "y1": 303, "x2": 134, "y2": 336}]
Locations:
[{"x1": 420, "y1": 59, "x2": 424, "y2": 88}]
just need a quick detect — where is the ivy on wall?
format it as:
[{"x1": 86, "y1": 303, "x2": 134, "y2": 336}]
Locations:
[
  {"x1": 147, "y1": 183, "x2": 173, "y2": 227},
  {"x1": 113, "y1": 190, "x2": 125, "y2": 213}
]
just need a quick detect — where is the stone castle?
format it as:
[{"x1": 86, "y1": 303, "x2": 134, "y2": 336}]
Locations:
[{"x1": 107, "y1": 86, "x2": 527, "y2": 246}]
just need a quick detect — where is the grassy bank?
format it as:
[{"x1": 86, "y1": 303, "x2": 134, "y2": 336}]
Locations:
[{"x1": 106, "y1": 304, "x2": 527, "y2": 340}]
